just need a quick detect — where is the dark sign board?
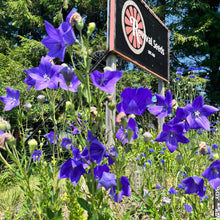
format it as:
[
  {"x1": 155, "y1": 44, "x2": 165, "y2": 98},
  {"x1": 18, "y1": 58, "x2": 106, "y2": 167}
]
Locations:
[
  {"x1": 107, "y1": 0, "x2": 169, "y2": 82},
  {"x1": 214, "y1": 187, "x2": 220, "y2": 218}
]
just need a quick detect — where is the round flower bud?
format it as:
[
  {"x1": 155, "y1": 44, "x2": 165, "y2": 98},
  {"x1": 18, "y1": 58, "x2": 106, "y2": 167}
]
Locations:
[
  {"x1": 0, "y1": 122, "x2": 7, "y2": 132},
  {"x1": 37, "y1": 95, "x2": 45, "y2": 104},
  {"x1": 28, "y1": 139, "x2": 38, "y2": 155},
  {"x1": 24, "y1": 103, "x2": 32, "y2": 111},
  {"x1": 213, "y1": 154, "x2": 219, "y2": 160},
  {"x1": 175, "y1": 155, "x2": 183, "y2": 164},
  {"x1": 66, "y1": 101, "x2": 74, "y2": 111},
  {"x1": 108, "y1": 102, "x2": 115, "y2": 111},
  {"x1": 87, "y1": 22, "x2": 96, "y2": 36},
  {"x1": 143, "y1": 132, "x2": 153, "y2": 142},
  {"x1": 76, "y1": 19, "x2": 84, "y2": 31},
  {"x1": 6, "y1": 136, "x2": 16, "y2": 147}
]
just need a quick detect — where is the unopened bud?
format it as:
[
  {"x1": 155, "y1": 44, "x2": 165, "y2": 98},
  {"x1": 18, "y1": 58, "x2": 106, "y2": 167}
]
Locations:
[
  {"x1": 108, "y1": 102, "x2": 115, "y2": 111},
  {"x1": 66, "y1": 101, "x2": 74, "y2": 111},
  {"x1": 6, "y1": 136, "x2": 16, "y2": 147},
  {"x1": 37, "y1": 95, "x2": 45, "y2": 104},
  {"x1": 24, "y1": 103, "x2": 32, "y2": 111},
  {"x1": 87, "y1": 22, "x2": 96, "y2": 36},
  {"x1": 0, "y1": 122, "x2": 7, "y2": 132},
  {"x1": 213, "y1": 154, "x2": 219, "y2": 160},
  {"x1": 175, "y1": 155, "x2": 183, "y2": 164},
  {"x1": 28, "y1": 139, "x2": 38, "y2": 155},
  {"x1": 61, "y1": 66, "x2": 75, "y2": 83},
  {"x1": 143, "y1": 132, "x2": 153, "y2": 142}
]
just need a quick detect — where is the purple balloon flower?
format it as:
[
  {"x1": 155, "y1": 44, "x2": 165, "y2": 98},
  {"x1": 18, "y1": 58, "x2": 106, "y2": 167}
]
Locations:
[
  {"x1": 32, "y1": 150, "x2": 42, "y2": 162},
  {"x1": 41, "y1": 15, "x2": 75, "y2": 61},
  {"x1": 181, "y1": 176, "x2": 206, "y2": 197},
  {"x1": 90, "y1": 70, "x2": 123, "y2": 93},
  {"x1": 61, "y1": 138, "x2": 72, "y2": 149},
  {"x1": 59, "y1": 72, "x2": 81, "y2": 92},
  {"x1": 109, "y1": 176, "x2": 131, "y2": 202},
  {"x1": 99, "y1": 172, "x2": 117, "y2": 190},
  {"x1": 24, "y1": 56, "x2": 64, "y2": 90},
  {"x1": 155, "y1": 123, "x2": 190, "y2": 153},
  {"x1": 185, "y1": 204, "x2": 193, "y2": 213},
  {"x1": 116, "y1": 118, "x2": 138, "y2": 144},
  {"x1": 184, "y1": 95, "x2": 218, "y2": 130},
  {"x1": 44, "y1": 131, "x2": 58, "y2": 145},
  {"x1": 0, "y1": 87, "x2": 20, "y2": 111},
  {"x1": 202, "y1": 160, "x2": 220, "y2": 190},
  {"x1": 23, "y1": 75, "x2": 36, "y2": 91},
  {"x1": 168, "y1": 187, "x2": 177, "y2": 195},
  {"x1": 92, "y1": 164, "x2": 110, "y2": 180},
  {"x1": 104, "y1": 148, "x2": 117, "y2": 165},
  {"x1": 117, "y1": 88, "x2": 153, "y2": 115},
  {"x1": 148, "y1": 90, "x2": 172, "y2": 118},
  {"x1": 156, "y1": 184, "x2": 163, "y2": 190},
  {"x1": 168, "y1": 107, "x2": 190, "y2": 133},
  {"x1": 81, "y1": 131, "x2": 106, "y2": 164},
  {"x1": 58, "y1": 158, "x2": 86, "y2": 186}
]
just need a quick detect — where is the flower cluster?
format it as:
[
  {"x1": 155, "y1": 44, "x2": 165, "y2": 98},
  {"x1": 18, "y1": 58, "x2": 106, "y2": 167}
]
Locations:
[{"x1": 58, "y1": 130, "x2": 131, "y2": 202}]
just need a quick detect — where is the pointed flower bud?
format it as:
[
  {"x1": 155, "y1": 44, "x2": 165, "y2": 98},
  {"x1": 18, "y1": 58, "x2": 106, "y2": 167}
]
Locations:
[{"x1": 61, "y1": 66, "x2": 75, "y2": 83}]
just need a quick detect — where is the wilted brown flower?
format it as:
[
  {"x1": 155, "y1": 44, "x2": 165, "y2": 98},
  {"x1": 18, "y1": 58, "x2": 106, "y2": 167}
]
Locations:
[{"x1": 116, "y1": 112, "x2": 126, "y2": 124}]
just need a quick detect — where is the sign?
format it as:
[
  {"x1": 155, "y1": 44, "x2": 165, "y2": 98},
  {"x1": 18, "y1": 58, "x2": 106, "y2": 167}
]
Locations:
[
  {"x1": 107, "y1": 0, "x2": 169, "y2": 82},
  {"x1": 214, "y1": 187, "x2": 220, "y2": 218}
]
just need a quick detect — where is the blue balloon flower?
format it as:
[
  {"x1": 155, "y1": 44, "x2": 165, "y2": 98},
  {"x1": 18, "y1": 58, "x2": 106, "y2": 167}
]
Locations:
[
  {"x1": 117, "y1": 88, "x2": 153, "y2": 115},
  {"x1": 0, "y1": 87, "x2": 20, "y2": 111}
]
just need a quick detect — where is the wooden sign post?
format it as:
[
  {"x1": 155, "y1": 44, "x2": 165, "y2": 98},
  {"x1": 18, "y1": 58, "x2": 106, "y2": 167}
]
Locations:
[{"x1": 106, "y1": 0, "x2": 170, "y2": 143}]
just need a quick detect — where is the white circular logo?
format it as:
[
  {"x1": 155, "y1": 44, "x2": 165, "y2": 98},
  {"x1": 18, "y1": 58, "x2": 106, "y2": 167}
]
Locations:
[{"x1": 121, "y1": 0, "x2": 146, "y2": 54}]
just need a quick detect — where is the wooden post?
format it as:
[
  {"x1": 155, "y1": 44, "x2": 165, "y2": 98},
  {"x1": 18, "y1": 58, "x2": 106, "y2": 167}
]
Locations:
[
  {"x1": 214, "y1": 187, "x2": 220, "y2": 218},
  {"x1": 158, "y1": 78, "x2": 165, "y2": 131},
  {"x1": 105, "y1": 54, "x2": 117, "y2": 148}
]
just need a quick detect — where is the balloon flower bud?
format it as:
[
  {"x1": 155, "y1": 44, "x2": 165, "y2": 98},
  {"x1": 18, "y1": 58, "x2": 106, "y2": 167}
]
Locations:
[
  {"x1": 61, "y1": 66, "x2": 75, "y2": 83},
  {"x1": 65, "y1": 101, "x2": 74, "y2": 111},
  {"x1": 0, "y1": 122, "x2": 7, "y2": 132},
  {"x1": 87, "y1": 22, "x2": 96, "y2": 36},
  {"x1": 24, "y1": 103, "x2": 32, "y2": 111},
  {"x1": 108, "y1": 102, "x2": 115, "y2": 111},
  {"x1": 37, "y1": 95, "x2": 45, "y2": 104},
  {"x1": 6, "y1": 136, "x2": 16, "y2": 147},
  {"x1": 143, "y1": 132, "x2": 153, "y2": 142},
  {"x1": 175, "y1": 155, "x2": 183, "y2": 164},
  {"x1": 213, "y1": 154, "x2": 220, "y2": 160},
  {"x1": 28, "y1": 139, "x2": 38, "y2": 155}
]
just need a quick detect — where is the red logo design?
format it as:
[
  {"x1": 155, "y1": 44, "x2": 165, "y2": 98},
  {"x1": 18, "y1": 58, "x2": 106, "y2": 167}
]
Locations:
[{"x1": 122, "y1": 1, "x2": 146, "y2": 54}]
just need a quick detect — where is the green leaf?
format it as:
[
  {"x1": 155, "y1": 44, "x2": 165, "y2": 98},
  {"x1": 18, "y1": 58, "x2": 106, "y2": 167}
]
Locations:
[{"x1": 77, "y1": 197, "x2": 91, "y2": 213}]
